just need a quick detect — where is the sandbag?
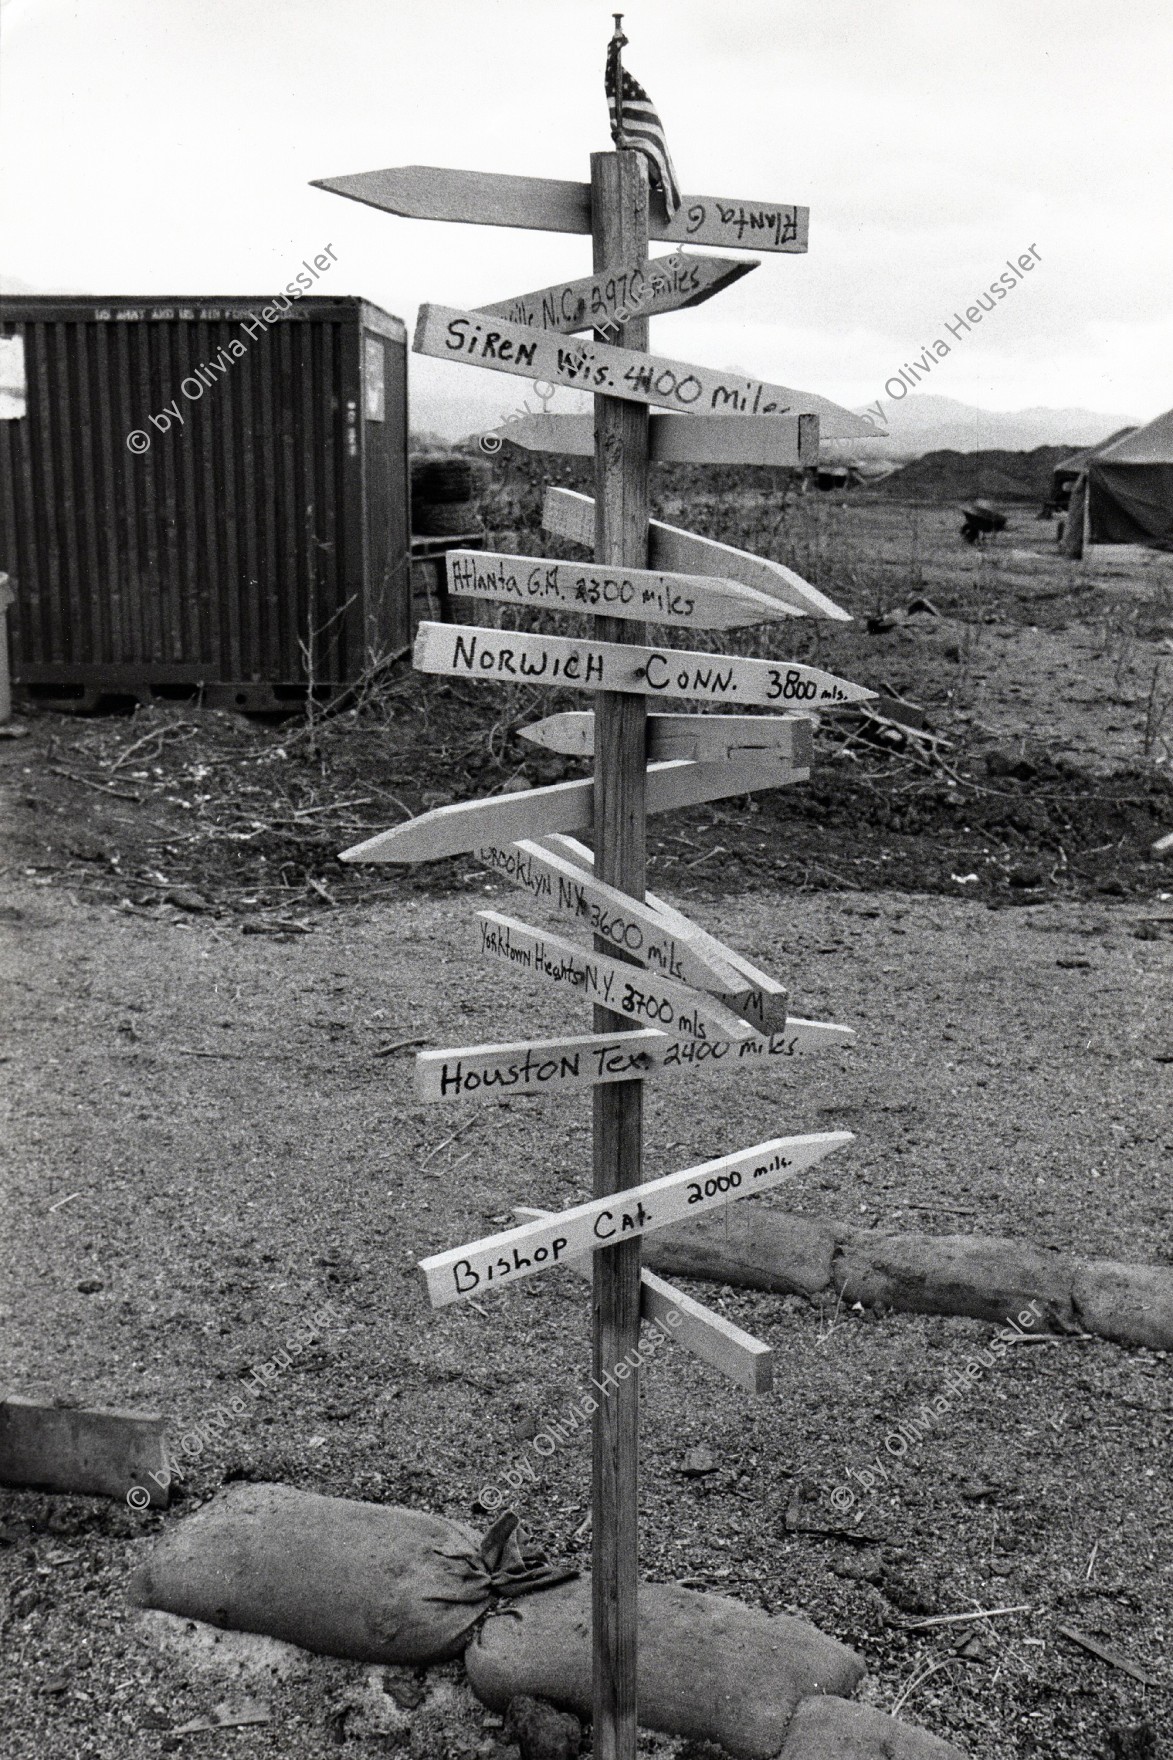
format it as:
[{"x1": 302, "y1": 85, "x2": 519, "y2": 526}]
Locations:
[
  {"x1": 464, "y1": 1574, "x2": 865, "y2": 1760},
  {"x1": 645, "y1": 1208, "x2": 840, "y2": 1297},
  {"x1": 128, "y1": 1484, "x2": 570, "y2": 1665},
  {"x1": 779, "y1": 1694, "x2": 969, "y2": 1758},
  {"x1": 832, "y1": 1231, "x2": 1077, "y2": 1329},
  {"x1": 1073, "y1": 1259, "x2": 1173, "y2": 1351},
  {"x1": 645, "y1": 1210, "x2": 1173, "y2": 1350}
]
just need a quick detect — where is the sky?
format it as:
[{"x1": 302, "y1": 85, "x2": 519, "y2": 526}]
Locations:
[{"x1": 1, "y1": 0, "x2": 1171, "y2": 439}]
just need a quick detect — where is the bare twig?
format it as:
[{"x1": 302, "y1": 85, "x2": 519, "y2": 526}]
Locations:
[{"x1": 1056, "y1": 1623, "x2": 1161, "y2": 1686}]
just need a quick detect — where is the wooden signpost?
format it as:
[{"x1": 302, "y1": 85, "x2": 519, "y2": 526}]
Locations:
[
  {"x1": 319, "y1": 45, "x2": 874, "y2": 1757},
  {"x1": 415, "y1": 302, "x2": 879, "y2": 435},
  {"x1": 544, "y1": 486, "x2": 853, "y2": 620},
  {"x1": 445, "y1": 548, "x2": 792, "y2": 629},
  {"x1": 479, "y1": 252, "x2": 756, "y2": 333},
  {"x1": 489, "y1": 410, "x2": 819, "y2": 465},
  {"x1": 414, "y1": 619, "x2": 873, "y2": 708}
]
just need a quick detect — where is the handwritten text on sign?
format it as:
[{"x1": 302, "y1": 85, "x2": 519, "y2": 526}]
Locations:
[
  {"x1": 478, "y1": 838, "x2": 746, "y2": 996},
  {"x1": 479, "y1": 252, "x2": 753, "y2": 334},
  {"x1": 413, "y1": 621, "x2": 873, "y2": 709},
  {"x1": 414, "y1": 1021, "x2": 855, "y2": 1104},
  {"x1": 477, "y1": 912, "x2": 755, "y2": 1042},
  {"x1": 418, "y1": 1131, "x2": 851, "y2": 1306},
  {"x1": 413, "y1": 304, "x2": 874, "y2": 434},
  {"x1": 446, "y1": 550, "x2": 783, "y2": 631},
  {"x1": 310, "y1": 166, "x2": 809, "y2": 254}
]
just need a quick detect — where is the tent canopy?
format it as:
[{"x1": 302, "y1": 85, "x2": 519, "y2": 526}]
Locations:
[
  {"x1": 1086, "y1": 407, "x2": 1173, "y2": 548},
  {"x1": 1053, "y1": 426, "x2": 1135, "y2": 486}
]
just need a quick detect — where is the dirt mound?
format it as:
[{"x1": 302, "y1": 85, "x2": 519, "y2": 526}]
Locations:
[{"x1": 875, "y1": 445, "x2": 1078, "y2": 505}]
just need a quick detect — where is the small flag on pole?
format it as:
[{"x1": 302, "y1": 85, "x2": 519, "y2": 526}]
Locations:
[{"x1": 605, "y1": 17, "x2": 682, "y2": 217}]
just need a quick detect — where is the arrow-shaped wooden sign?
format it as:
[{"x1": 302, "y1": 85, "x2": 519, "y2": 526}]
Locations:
[
  {"x1": 419, "y1": 1130, "x2": 850, "y2": 1306},
  {"x1": 477, "y1": 837, "x2": 777, "y2": 1029},
  {"x1": 546, "y1": 834, "x2": 792, "y2": 1035},
  {"x1": 514, "y1": 1205, "x2": 774, "y2": 1394},
  {"x1": 489, "y1": 412, "x2": 819, "y2": 466},
  {"x1": 477, "y1": 838, "x2": 751, "y2": 998},
  {"x1": 543, "y1": 487, "x2": 851, "y2": 621},
  {"x1": 446, "y1": 549, "x2": 793, "y2": 630},
  {"x1": 312, "y1": 165, "x2": 808, "y2": 253},
  {"x1": 519, "y1": 711, "x2": 813, "y2": 765},
  {"x1": 414, "y1": 621, "x2": 873, "y2": 709},
  {"x1": 415, "y1": 304, "x2": 878, "y2": 437},
  {"x1": 479, "y1": 253, "x2": 756, "y2": 334},
  {"x1": 413, "y1": 1017, "x2": 855, "y2": 1104},
  {"x1": 476, "y1": 911, "x2": 758, "y2": 1042},
  {"x1": 339, "y1": 753, "x2": 808, "y2": 865}
]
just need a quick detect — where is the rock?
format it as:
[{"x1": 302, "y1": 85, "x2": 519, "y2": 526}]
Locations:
[
  {"x1": 680, "y1": 1446, "x2": 718, "y2": 1477},
  {"x1": 1106, "y1": 1721, "x2": 1158, "y2": 1759},
  {"x1": 778, "y1": 1696, "x2": 968, "y2": 1757},
  {"x1": 464, "y1": 1575, "x2": 865, "y2": 1760},
  {"x1": 984, "y1": 748, "x2": 1036, "y2": 781},
  {"x1": 1008, "y1": 865, "x2": 1045, "y2": 889},
  {"x1": 508, "y1": 1694, "x2": 581, "y2": 1760},
  {"x1": 166, "y1": 886, "x2": 213, "y2": 914}
]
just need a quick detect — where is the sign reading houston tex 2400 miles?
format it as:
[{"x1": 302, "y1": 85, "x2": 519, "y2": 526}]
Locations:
[
  {"x1": 414, "y1": 621, "x2": 873, "y2": 709},
  {"x1": 419, "y1": 1131, "x2": 851, "y2": 1306}
]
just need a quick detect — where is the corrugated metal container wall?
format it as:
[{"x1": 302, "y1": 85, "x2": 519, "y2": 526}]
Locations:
[{"x1": 0, "y1": 295, "x2": 410, "y2": 709}]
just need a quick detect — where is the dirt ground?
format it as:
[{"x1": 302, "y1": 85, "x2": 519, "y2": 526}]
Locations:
[{"x1": 1, "y1": 491, "x2": 1171, "y2": 1760}]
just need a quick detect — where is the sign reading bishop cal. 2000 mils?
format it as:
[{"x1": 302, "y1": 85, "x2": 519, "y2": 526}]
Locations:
[{"x1": 418, "y1": 1131, "x2": 851, "y2": 1306}]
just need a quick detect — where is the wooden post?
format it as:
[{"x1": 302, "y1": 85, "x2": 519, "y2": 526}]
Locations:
[{"x1": 590, "y1": 147, "x2": 649, "y2": 1760}]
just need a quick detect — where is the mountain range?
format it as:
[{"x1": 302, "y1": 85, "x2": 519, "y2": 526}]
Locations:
[{"x1": 833, "y1": 394, "x2": 1140, "y2": 461}]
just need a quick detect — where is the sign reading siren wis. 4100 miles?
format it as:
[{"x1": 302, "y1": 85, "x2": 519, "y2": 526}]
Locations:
[{"x1": 317, "y1": 31, "x2": 883, "y2": 1755}]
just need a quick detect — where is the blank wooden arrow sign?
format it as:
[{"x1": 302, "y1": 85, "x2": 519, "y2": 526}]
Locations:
[
  {"x1": 414, "y1": 620, "x2": 873, "y2": 709},
  {"x1": 514, "y1": 1205, "x2": 774, "y2": 1394},
  {"x1": 339, "y1": 753, "x2": 808, "y2": 864},
  {"x1": 311, "y1": 165, "x2": 808, "y2": 252},
  {"x1": 489, "y1": 413, "x2": 819, "y2": 466},
  {"x1": 479, "y1": 253, "x2": 756, "y2": 333},
  {"x1": 543, "y1": 487, "x2": 851, "y2": 621},
  {"x1": 413, "y1": 1017, "x2": 855, "y2": 1104},
  {"x1": 414, "y1": 305, "x2": 877, "y2": 436},
  {"x1": 545, "y1": 834, "x2": 792, "y2": 1034},
  {"x1": 476, "y1": 911, "x2": 758, "y2": 1042},
  {"x1": 446, "y1": 549, "x2": 791, "y2": 630},
  {"x1": 520, "y1": 711, "x2": 813, "y2": 765},
  {"x1": 418, "y1": 1130, "x2": 851, "y2": 1307}
]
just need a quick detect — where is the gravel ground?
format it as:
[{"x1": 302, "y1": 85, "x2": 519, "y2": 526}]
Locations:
[{"x1": 2, "y1": 871, "x2": 1170, "y2": 1759}]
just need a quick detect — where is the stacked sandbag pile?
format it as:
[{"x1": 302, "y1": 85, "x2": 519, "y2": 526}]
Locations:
[
  {"x1": 128, "y1": 1484, "x2": 971, "y2": 1756},
  {"x1": 411, "y1": 453, "x2": 485, "y2": 538}
]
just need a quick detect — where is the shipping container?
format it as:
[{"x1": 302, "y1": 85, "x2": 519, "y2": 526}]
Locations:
[{"x1": 0, "y1": 294, "x2": 410, "y2": 710}]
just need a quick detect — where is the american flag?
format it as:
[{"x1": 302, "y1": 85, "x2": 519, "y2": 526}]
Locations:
[{"x1": 605, "y1": 30, "x2": 681, "y2": 217}]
